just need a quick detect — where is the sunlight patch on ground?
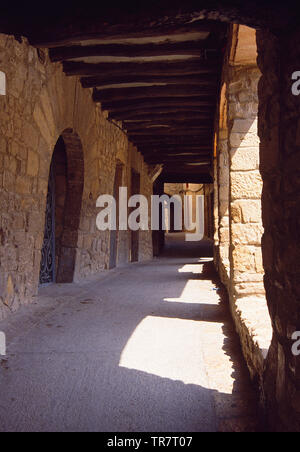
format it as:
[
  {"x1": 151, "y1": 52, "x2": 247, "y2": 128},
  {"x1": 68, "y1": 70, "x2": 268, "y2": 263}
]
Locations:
[
  {"x1": 164, "y1": 279, "x2": 216, "y2": 304},
  {"x1": 119, "y1": 316, "x2": 210, "y2": 388}
]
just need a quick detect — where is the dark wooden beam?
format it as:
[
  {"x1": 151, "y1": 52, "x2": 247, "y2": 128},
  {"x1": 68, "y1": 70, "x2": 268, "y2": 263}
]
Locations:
[
  {"x1": 135, "y1": 136, "x2": 212, "y2": 143},
  {"x1": 129, "y1": 129, "x2": 211, "y2": 137},
  {"x1": 124, "y1": 119, "x2": 213, "y2": 130},
  {"x1": 110, "y1": 107, "x2": 215, "y2": 120},
  {"x1": 162, "y1": 173, "x2": 213, "y2": 184},
  {"x1": 102, "y1": 97, "x2": 216, "y2": 112},
  {"x1": 50, "y1": 39, "x2": 221, "y2": 62},
  {"x1": 63, "y1": 60, "x2": 220, "y2": 77},
  {"x1": 132, "y1": 137, "x2": 212, "y2": 144},
  {"x1": 130, "y1": 132, "x2": 212, "y2": 140},
  {"x1": 31, "y1": 20, "x2": 223, "y2": 48},
  {"x1": 145, "y1": 156, "x2": 211, "y2": 163},
  {"x1": 135, "y1": 143, "x2": 211, "y2": 150},
  {"x1": 122, "y1": 114, "x2": 213, "y2": 124},
  {"x1": 139, "y1": 147, "x2": 212, "y2": 154},
  {"x1": 93, "y1": 85, "x2": 216, "y2": 103},
  {"x1": 139, "y1": 146, "x2": 212, "y2": 157},
  {"x1": 81, "y1": 73, "x2": 218, "y2": 89}
]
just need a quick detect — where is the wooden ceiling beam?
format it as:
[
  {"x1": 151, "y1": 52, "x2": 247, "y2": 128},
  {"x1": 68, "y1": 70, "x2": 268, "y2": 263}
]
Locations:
[
  {"x1": 93, "y1": 85, "x2": 216, "y2": 103},
  {"x1": 130, "y1": 132, "x2": 212, "y2": 139},
  {"x1": 134, "y1": 141, "x2": 211, "y2": 148},
  {"x1": 102, "y1": 97, "x2": 216, "y2": 112},
  {"x1": 138, "y1": 147, "x2": 212, "y2": 154},
  {"x1": 122, "y1": 111, "x2": 214, "y2": 121},
  {"x1": 81, "y1": 73, "x2": 218, "y2": 89},
  {"x1": 124, "y1": 119, "x2": 213, "y2": 130},
  {"x1": 110, "y1": 107, "x2": 214, "y2": 120},
  {"x1": 145, "y1": 157, "x2": 211, "y2": 164},
  {"x1": 31, "y1": 20, "x2": 223, "y2": 48},
  {"x1": 129, "y1": 129, "x2": 211, "y2": 137},
  {"x1": 135, "y1": 138, "x2": 213, "y2": 145},
  {"x1": 50, "y1": 38, "x2": 221, "y2": 62},
  {"x1": 63, "y1": 60, "x2": 220, "y2": 77}
]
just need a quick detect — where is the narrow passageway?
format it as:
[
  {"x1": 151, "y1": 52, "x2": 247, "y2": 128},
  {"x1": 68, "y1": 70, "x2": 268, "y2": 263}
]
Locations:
[{"x1": 0, "y1": 234, "x2": 259, "y2": 432}]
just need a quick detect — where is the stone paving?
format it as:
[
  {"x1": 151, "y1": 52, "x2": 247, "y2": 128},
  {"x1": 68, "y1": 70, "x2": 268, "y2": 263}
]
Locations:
[{"x1": 0, "y1": 234, "x2": 260, "y2": 432}]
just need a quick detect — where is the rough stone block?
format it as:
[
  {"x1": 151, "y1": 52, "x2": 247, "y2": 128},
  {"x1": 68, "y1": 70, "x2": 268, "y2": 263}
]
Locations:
[
  {"x1": 23, "y1": 122, "x2": 39, "y2": 150},
  {"x1": 231, "y1": 224, "x2": 263, "y2": 246},
  {"x1": 230, "y1": 146, "x2": 259, "y2": 171},
  {"x1": 16, "y1": 175, "x2": 31, "y2": 194},
  {"x1": 232, "y1": 200, "x2": 262, "y2": 223},
  {"x1": 232, "y1": 119, "x2": 258, "y2": 134},
  {"x1": 232, "y1": 245, "x2": 256, "y2": 272},
  {"x1": 231, "y1": 171, "x2": 263, "y2": 200},
  {"x1": 230, "y1": 131, "x2": 260, "y2": 148},
  {"x1": 27, "y1": 151, "x2": 39, "y2": 177}
]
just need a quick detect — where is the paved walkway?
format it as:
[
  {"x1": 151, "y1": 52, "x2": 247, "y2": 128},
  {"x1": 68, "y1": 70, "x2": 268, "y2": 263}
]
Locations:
[{"x1": 0, "y1": 234, "x2": 259, "y2": 432}]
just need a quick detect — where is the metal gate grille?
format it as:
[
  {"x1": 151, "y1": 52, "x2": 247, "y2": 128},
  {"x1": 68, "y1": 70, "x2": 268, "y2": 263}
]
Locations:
[{"x1": 39, "y1": 162, "x2": 55, "y2": 285}]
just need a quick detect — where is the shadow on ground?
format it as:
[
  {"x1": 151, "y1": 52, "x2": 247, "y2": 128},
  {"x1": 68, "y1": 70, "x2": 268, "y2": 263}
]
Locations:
[{"x1": 0, "y1": 234, "x2": 262, "y2": 432}]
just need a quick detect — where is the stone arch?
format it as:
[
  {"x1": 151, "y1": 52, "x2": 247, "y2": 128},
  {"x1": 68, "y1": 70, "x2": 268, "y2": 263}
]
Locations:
[
  {"x1": 39, "y1": 129, "x2": 84, "y2": 284},
  {"x1": 56, "y1": 129, "x2": 84, "y2": 283}
]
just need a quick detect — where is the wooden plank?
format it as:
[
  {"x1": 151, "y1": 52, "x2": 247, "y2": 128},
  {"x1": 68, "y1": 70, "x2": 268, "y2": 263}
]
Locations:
[
  {"x1": 31, "y1": 20, "x2": 222, "y2": 48},
  {"x1": 110, "y1": 107, "x2": 215, "y2": 120},
  {"x1": 129, "y1": 129, "x2": 211, "y2": 137},
  {"x1": 122, "y1": 114, "x2": 213, "y2": 123},
  {"x1": 130, "y1": 132, "x2": 212, "y2": 139},
  {"x1": 124, "y1": 119, "x2": 213, "y2": 130},
  {"x1": 139, "y1": 147, "x2": 212, "y2": 154},
  {"x1": 145, "y1": 156, "x2": 211, "y2": 164},
  {"x1": 139, "y1": 146, "x2": 212, "y2": 157},
  {"x1": 102, "y1": 97, "x2": 216, "y2": 112},
  {"x1": 132, "y1": 136, "x2": 212, "y2": 144},
  {"x1": 134, "y1": 132, "x2": 213, "y2": 141},
  {"x1": 93, "y1": 85, "x2": 216, "y2": 103},
  {"x1": 132, "y1": 141, "x2": 211, "y2": 149},
  {"x1": 49, "y1": 39, "x2": 221, "y2": 62},
  {"x1": 81, "y1": 73, "x2": 218, "y2": 89},
  {"x1": 63, "y1": 60, "x2": 220, "y2": 77}
]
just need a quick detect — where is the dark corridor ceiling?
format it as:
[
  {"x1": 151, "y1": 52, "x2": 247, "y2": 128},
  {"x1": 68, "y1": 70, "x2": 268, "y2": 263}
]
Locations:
[
  {"x1": 1, "y1": 1, "x2": 299, "y2": 183},
  {"x1": 48, "y1": 20, "x2": 227, "y2": 183}
]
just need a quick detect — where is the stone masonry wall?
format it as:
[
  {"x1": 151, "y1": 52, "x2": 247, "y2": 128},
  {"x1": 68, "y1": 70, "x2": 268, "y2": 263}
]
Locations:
[
  {"x1": 228, "y1": 67, "x2": 264, "y2": 299},
  {"x1": 217, "y1": 86, "x2": 230, "y2": 286},
  {"x1": 215, "y1": 25, "x2": 272, "y2": 401},
  {"x1": 0, "y1": 34, "x2": 153, "y2": 320},
  {"x1": 257, "y1": 28, "x2": 300, "y2": 431}
]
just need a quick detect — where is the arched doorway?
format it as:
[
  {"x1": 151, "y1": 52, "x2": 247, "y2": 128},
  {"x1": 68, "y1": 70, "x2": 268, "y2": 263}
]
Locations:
[{"x1": 39, "y1": 130, "x2": 84, "y2": 285}]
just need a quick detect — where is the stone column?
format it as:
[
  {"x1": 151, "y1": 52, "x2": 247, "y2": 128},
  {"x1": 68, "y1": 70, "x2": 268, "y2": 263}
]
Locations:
[{"x1": 228, "y1": 66, "x2": 265, "y2": 301}]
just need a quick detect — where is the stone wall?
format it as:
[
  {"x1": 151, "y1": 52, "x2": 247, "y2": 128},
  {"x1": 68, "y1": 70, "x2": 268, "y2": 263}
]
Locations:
[
  {"x1": 214, "y1": 25, "x2": 272, "y2": 404},
  {"x1": 0, "y1": 34, "x2": 153, "y2": 320},
  {"x1": 257, "y1": 27, "x2": 300, "y2": 431}
]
